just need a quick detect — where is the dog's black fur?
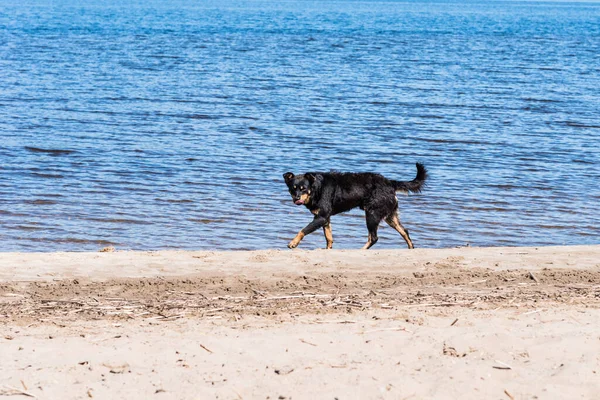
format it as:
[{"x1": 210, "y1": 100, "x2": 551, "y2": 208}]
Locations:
[{"x1": 283, "y1": 163, "x2": 427, "y2": 249}]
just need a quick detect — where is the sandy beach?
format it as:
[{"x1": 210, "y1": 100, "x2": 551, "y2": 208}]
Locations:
[{"x1": 1, "y1": 245, "x2": 599, "y2": 399}]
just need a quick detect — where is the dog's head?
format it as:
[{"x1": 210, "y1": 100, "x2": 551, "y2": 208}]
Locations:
[{"x1": 283, "y1": 172, "x2": 317, "y2": 206}]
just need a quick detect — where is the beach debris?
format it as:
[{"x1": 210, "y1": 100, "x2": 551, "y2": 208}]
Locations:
[
  {"x1": 468, "y1": 279, "x2": 487, "y2": 285},
  {"x1": 299, "y1": 338, "x2": 317, "y2": 346},
  {"x1": 404, "y1": 301, "x2": 474, "y2": 308},
  {"x1": 493, "y1": 360, "x2": 513, "y2": 370},
  {"x1": 504, "y1": 389, "x2": 515, "y2": 400},
  {"x1": 522, "y1": 309, "x2": 545, "y2": 316},
  {"x1": 0, "y1": 385, "x2": 36, "y2": 398},
  {"x1": 102, "y1": 363, "x2": 130, "y2": 374},
  {"x1": 442, "y1": 342, "x2": 466, "y2": 358},
  {"x1": 232, "y1": 389, "x2": 243, "y2": 400},
  {"x1": 363, "y1": 327, "x2": 411, "y2": 334},
  {"x1": 551, "y1": 363, "x2": 565, "y2": 377},
  {"x1": 274, "y1": 367, "x2": 294, "y2": 375},
  {"x1": 315, "y1": 320, "x2": 357, "y2": 324},
  {"x1": 528, "y1": 271, "x2": 540, "y2": 283},
  {"x1": 199, "y1": 344, "x2": 213, "y2": 354},
  {"x1": 450, "y1": 318, "x2": 459, "y2": 326},
  {"x1": 99, "y1": 246, "x2": 116, "y2": 253}
]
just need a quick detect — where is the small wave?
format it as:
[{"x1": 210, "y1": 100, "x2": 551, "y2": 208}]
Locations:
[
  {"x1": 522, "y1": 97, "x2": 561, "y2": 104},
  {"x1": 419, "y1": 114, "x2": 445, "y2": 119},
  {"x1": 187, "y1": 114, "x2": 217, "y2": 120},
  {"x1": 24, "y1": 199, "x2": 57, "y2": 205},
  {"x1": 155, "y1": 198, "x2": 194, "y2": 203},
  {"x1": 188, "y1": 218, "x2": 226, "y2": 224},
  {"x1": 9, "y1": 225, "x2": 44, "y2": 232},
  {"x1": 31, "y1": 173, "x2": 64, "y2": 179},
  {"x1": 0, "y1": 209, "x2": 27, "y2": 216},
  {"x1": 537, "y1": 225, "x2": 567, "y2": 230},
  {"x1": 484, "y1": 184, "x2": 519, "y2": 190},
  {"x1": 415, "y1": 137, "x2": 496, "y2": 146},
  {"x1": 46, "y1": 238, "x2": 117, "y2": 245},
  {"x1": 24, "y1": 147, "x2": 75, "y2": 156},
  {"x1": 85, "y1": 217, "x2": 152, "y2": 225},
  {"x1": 564, "y1": 121, "x2": 600, "y2": 129}
]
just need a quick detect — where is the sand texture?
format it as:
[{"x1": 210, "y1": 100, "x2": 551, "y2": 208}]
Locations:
[{"x1": 1, "y1": 245, "x2": 600, "y2": 399}]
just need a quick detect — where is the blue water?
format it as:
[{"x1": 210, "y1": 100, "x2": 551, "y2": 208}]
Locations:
[{"x1": 1, "y1": 0, "x2": 599, "y2": 251}]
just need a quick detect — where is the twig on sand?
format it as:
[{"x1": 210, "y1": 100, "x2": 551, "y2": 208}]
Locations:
[
  {"x1": 257, "y1": 294, "x2": 330, "y2": 302},
  {"x1": 199, "y1": 344, "x2": 213, "y2": 354},
  {"x1": 504, "y1": 389, "x2": 515, "y2": 400},
  {"x1": 202, "y1": 307, "x2": 227, "y2": 314},
  {"x1": 315, "y1": 320, "x2": 357, "y2": 324},
  {"x1": 0, "y1": 385, "x2": 37, "y2": 398},
  {"x1": 40, "y1": 299, "x2": 85, "y2": 306},
  {"x1": 522, "y1": 309, "x2": 544, "y2": 316},
  {"x1": 363, "y1": 327, "x2": 412, "y2": 334},
  {"x1": 468, "y1": 279, "x2": 487, "y2": 285},
  {"x1": 450, "y1": 318, "x2": 459, "y2": 326},
  {"x1": 404, "y1": 302, "x2": 473, "y2": 308},
  {"x1": 274, "y1": 367, "x2": 294, "y2": 375},
  {"x1": 493, "y1": 360, "x2": 513, "y2": 370},
  {"x1": 528, "y1": 271, "x2": 540, "y2": 283},
  {"x1": 152, "y1": 314, "x2": 184, "y2": 321},
  {"x1": 299, "y1": 339, "x2": 317, "y2": 347}
]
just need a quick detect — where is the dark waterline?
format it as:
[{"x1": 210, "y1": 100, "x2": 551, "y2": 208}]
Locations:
[{"x1": 1, "y1": 0, "x2": 599, "y2": 251}]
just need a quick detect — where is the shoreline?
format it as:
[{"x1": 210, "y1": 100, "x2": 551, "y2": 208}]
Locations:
[
  {"x1": 1, "y1": 244, "x2": 599, "y2": 282},
  {"x1": 2, "y1": 245, "x2": 599, "y2": 399}
]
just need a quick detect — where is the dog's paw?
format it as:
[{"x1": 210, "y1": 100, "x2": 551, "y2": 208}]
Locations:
[{"x1": 287, "y1": 240, "x2": 299, "y2": 249}]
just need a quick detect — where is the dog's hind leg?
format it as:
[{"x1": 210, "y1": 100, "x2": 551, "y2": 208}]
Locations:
[
  {"x1": 362, "y1": 212, "x2": 380, "y2": 250},
  {"x1": 385, "y1": 211, "x2": 414, "y2": 249},
  {"x1": 323, "y1": 221, "x2": 333, "y2": 249}
]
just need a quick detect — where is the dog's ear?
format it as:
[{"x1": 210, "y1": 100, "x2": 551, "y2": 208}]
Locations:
[
  {"x1": 283, "y1": 172, "x2": 294, "y2": 183},
  {"x1": 305, "y1": 173, "x2": 316, "y2": 184}
]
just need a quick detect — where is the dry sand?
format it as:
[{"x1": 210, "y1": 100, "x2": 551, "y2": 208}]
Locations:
[{"x1": 1, "y1": 245, "x2": 599, "y2": 399}]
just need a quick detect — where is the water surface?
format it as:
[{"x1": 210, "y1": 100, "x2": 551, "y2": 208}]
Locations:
[{"x1": 1, "y1": 0, "x2": 599, "y2": 251}]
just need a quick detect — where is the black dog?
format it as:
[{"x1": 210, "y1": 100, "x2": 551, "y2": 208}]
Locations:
[{"x1": 283, "y1": 163, "x2": 427, "y2": 249}]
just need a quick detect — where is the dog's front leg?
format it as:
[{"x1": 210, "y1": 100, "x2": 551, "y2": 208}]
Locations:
[
  {"x1": 323, "y1": 221, "x2": 333, "y2": 249},
  {"x1": 288, "y1": 216, "x2": 328, "y2": 249}
]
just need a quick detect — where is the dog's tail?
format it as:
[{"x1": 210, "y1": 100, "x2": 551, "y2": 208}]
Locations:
[{"x1": 391, "y1": 163, "x2": 428, "y2": 194}]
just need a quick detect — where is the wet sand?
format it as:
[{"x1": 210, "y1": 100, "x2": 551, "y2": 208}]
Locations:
[{"x1": 1, "y1": 246, "x2": 599, "y2": 399}]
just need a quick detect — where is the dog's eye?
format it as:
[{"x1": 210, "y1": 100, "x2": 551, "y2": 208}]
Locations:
[
  {"x1": 293, "y1": 185, "x2": 297, "y2": 189},
  {"x1": 300, "y1": 186, "x2": 305, "y2": 190}
]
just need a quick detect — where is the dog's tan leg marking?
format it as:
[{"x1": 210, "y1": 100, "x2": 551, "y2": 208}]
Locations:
[
  {"x1": 362, "y1": 233, "x2": 375, "y2": 250},
  {"x1": 323, "y1": 222, "x2": 333, "y2": 249},
  {"x1": 288, "y1": 231, "x2": 305, "y2": 249},
  {"x1": 385, "y1": 213, "x2": 414, "y2": 249}
]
